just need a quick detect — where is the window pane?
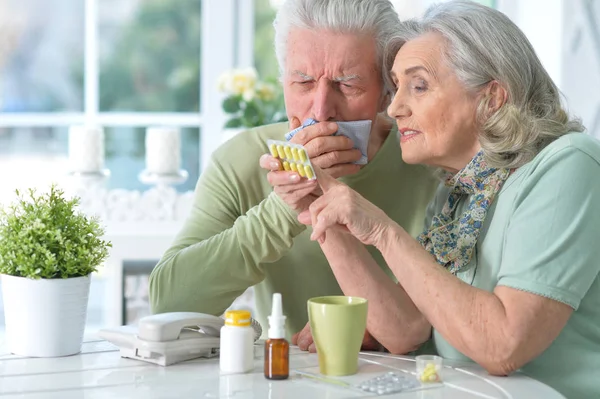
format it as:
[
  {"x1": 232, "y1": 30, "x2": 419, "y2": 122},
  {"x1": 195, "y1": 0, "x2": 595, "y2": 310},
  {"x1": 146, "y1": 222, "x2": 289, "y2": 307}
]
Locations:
[
  {"x1": 252, "y1": 0, "x2": 287, "y2": 126},
  {"x1": 0, "y1": 127, "x2": 200, "y2": 200},
  {"x1": 0, "y1": 1, "x2": 84, "y2": 112},
  {"x1": 98, "y1": 0, "x2": 201, "y2": 112},
  {"x1": 0, "y1": 127, "x2": 69, "y2": 201},
  {"x1": 104, "y1": 127, "x2": 200, "y2": 192},
  {"x1": 471, "y1": 0, "x2": 495, "y2": 7},
  {"x1": 254, "y1": 0, "x2": 279, "y2": 81}
]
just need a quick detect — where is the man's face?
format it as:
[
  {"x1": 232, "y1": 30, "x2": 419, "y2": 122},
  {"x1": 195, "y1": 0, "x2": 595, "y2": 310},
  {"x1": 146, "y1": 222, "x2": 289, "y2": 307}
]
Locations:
[{"x1": 282, "y1": 29, "x2": 385, "y2": 125}]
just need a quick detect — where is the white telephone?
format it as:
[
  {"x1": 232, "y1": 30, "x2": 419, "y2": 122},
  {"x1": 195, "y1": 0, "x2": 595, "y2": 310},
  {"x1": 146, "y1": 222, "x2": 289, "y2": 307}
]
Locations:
[{"x1": 98, "y1": 312, "x2": 262, "y2": 366}]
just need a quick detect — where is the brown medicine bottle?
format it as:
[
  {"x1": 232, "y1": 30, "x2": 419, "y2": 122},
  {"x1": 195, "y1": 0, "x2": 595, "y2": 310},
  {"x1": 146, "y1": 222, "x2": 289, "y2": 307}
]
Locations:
[
  {"x1": 264, "y1": 337, "x2": 289, "y2": 380},
  {"x1": 264, "y1": 293, "x2": 289, "y2": 380}
]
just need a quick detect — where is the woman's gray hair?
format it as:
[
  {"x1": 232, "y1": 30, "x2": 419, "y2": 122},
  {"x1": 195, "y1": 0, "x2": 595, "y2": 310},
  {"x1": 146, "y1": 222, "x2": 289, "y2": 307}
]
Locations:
[
  {"x1": 384, "y1": 0, "x2": 585, "y2": 169},
  {"x1": 274, "y1": 0, "x2": 400, "y2": 96}
]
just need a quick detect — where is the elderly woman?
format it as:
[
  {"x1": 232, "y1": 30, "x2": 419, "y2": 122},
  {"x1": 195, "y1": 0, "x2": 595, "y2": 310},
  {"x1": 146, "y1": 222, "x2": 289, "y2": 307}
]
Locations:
[{"x1": 262, "y1": 1, "x2": 600, "y2": 398}]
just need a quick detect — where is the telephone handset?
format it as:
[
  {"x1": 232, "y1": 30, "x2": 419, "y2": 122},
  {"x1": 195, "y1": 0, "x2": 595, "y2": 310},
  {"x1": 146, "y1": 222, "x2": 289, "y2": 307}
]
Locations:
[
  {"x1": 137, "y1": 312, "x2": 223, "y2": 341},
  {"x1": 98, "y1": 311, "x2": 262, "y2": 366}
]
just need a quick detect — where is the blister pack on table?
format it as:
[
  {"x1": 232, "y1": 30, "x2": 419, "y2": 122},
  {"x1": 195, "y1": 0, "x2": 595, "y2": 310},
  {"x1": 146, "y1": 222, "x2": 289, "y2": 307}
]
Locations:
[
  {"x1": 267, "y1": 139, "x2": 316, "y2": 180},
  {"x1": 295, "y1": 369, "x2": 443, "y2": 396}
]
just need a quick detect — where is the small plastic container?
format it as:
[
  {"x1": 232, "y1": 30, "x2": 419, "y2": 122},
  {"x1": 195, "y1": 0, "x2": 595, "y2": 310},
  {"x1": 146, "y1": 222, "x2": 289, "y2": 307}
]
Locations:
[
  {"x1": 219, "y1": 310, "x2": 255, "y2": 375},
  {"x1": 415, "y1": 355, "x2": 443, "y2": 383}
]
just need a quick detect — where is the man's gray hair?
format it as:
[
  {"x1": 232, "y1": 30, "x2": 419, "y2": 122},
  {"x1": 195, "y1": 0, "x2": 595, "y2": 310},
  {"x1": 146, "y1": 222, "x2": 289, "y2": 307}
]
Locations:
[
  {"x1": 384, "y1": 0, "x2": 585, "y2": 169},
  {"x1": 274, "y1": 0, "x2": 400, "y2": 95}
]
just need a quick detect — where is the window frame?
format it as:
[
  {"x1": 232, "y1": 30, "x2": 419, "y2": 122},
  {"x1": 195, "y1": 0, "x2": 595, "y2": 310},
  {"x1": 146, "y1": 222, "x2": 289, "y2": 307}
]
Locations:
[{"x1": 0, "y1": 0, "x2": 255, "y2": 177}]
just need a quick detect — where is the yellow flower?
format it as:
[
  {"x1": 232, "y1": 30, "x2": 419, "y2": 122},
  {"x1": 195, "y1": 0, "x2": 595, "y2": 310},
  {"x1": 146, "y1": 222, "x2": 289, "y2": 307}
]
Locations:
[
  {"x1": 217, "y1": 68, "x2": 257, "y2": 95},
  {"x1": 242, "y1": 88, "x2": 255, "y2": 102},
  {"x1": 256, "y1": 82, "x2": 276, "y2": 101},
  {"x1": 230, "y1": 67, "x2": 257, "y2": 96}
]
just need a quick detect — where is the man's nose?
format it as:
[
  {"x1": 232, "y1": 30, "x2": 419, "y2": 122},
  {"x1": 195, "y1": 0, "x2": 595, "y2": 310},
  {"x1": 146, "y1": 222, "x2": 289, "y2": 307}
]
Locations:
[
  {"x1": 311, "y1": 80, "x2": 337, "y2": 121},
  {"x1": 387, "y1": 90, "x2": 411, "y2": 120}
]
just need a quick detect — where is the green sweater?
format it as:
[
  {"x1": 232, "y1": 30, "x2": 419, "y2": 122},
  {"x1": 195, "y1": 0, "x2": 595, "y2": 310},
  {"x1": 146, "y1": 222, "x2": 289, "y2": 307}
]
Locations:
[{"x1": 149, "y1": 122, "x2": 439, "y2": 338}]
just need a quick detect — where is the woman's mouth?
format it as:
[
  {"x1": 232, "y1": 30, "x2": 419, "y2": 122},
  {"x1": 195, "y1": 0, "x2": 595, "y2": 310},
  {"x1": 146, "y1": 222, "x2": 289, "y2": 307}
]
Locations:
[{"x1": 399, "y1": 129, "x2": 422, "y2": 143}]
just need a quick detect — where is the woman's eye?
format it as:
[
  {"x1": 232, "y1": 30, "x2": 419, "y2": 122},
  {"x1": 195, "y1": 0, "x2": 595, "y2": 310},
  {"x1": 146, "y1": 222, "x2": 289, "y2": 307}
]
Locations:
[{"x1": 411, "y1": 79, "x2": 428, "y2": 93}]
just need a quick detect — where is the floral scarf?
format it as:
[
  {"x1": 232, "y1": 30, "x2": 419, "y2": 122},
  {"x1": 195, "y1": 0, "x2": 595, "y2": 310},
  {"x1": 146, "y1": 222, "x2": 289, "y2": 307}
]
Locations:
[{"x1": 417, "y1": 150, "x2": 511, "y2": 275}]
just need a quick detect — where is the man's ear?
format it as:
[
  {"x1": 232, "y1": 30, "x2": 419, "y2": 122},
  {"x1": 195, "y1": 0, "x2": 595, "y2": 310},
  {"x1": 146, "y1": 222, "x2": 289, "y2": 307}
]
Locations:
[{"x1": 484, "y1": 81, "x2": 508, "y2": 114}]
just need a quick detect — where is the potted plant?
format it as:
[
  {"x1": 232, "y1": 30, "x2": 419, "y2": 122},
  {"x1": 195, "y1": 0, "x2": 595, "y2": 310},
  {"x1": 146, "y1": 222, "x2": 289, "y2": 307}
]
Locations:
[
  {"x1": 0, "y1": 184, "x2": 111, "y2": 357},
  {"x1": 217, "y1": 67, "x2": 287, "y2": 142}
]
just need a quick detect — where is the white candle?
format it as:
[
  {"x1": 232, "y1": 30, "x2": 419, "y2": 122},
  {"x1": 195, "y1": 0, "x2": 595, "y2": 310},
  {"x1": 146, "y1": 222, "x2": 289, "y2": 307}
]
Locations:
[
  {"x1": 68, "y1": 125, "x2": 105, "y2": 173},
  {"x1": 145, "y1": 126, "x2": 181, "y2": 175}
]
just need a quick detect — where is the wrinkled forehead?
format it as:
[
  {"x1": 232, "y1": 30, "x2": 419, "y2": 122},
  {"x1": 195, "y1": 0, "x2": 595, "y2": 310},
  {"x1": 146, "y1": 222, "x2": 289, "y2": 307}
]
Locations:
[
  {"x1": 393, "y1": 33, "x2": 447, "y2": 70},
  {"x1": 284, "y1": 28, "x2": 380, "y2": 79},
  {"x1": 384, "y1": 31, "x2": 450, "y2": 87}
]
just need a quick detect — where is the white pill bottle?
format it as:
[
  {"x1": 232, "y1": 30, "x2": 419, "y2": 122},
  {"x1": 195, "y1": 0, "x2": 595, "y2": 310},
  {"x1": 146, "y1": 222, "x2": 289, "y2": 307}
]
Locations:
[{"x1": 219, "y1": 310, "x2": 255, "y2": 374}]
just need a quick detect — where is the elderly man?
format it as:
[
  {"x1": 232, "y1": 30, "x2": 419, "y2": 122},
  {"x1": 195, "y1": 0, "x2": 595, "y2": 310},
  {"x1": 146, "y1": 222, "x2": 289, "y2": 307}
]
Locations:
[{"x1": 148, "y1": 0, "x2": 438, "y2": 341}]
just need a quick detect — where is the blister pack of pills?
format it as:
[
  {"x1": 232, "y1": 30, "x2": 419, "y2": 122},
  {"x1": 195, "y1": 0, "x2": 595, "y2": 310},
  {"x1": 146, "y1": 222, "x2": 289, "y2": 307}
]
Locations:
[
  {"x1": 267, "y1": 139, "x2": 316, "y2": 180},
  {"x1": 295, "y1": 369, "x2": 441, "y2": 396},
  {"x1": 354, "y1": 372, "x2": 422, "y2": 395}
]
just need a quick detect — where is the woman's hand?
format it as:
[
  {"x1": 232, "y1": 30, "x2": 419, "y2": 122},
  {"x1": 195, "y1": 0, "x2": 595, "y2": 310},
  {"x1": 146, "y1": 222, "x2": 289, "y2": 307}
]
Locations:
[{"x1": 298, "y1": 166, "x2": 395, "y2": 246}]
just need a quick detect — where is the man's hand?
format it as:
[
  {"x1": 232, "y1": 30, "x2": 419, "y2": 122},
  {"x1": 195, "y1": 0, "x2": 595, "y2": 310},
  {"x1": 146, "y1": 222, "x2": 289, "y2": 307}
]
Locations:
[
  {"x1": 259, "y1": 117, "x2": 362, "y2": 212},
  {"x1": 288, "y1": 117, "x2": 362, "y2": 179},
  {"x1": 291, "y1": 322, "x2": 383, "y2": 353}
]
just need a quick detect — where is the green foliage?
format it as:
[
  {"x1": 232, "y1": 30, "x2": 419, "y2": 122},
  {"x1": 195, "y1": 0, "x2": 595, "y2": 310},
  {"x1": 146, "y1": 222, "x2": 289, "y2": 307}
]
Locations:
[
  {"x1": 95, "y1": 0, "x2": 201, "y2": 112},
  {"x1": 222, "y1": 96, "x2": 242, "y2": 113},
  {"x1": 0, "y1": 185, "x2": 112, "y2": 279},
  {"x1": 224, "y1": 117, "x2": 243, "y2": 128},
  {"x1": 221, "y1": 92, "x2": 287, "y2": 128},
  {"x1": 218, "y1": 71, "x2": 287, "y2": 129},
  {"x1": 68, "y1": 0, "x2": 284, "y2": 124},
  {"x1": 254, "y1": 0, "x2": 280, "y2": 81}
]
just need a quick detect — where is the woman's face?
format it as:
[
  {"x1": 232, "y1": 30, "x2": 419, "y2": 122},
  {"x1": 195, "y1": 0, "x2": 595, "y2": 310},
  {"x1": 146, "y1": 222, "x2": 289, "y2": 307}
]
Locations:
[{"x1": 387, "y1": 32, "x2": 482, "y2": 172}]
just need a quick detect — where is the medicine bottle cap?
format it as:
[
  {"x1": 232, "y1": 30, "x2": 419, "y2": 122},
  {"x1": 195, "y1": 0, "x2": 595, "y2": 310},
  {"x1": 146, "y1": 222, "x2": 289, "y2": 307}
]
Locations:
[{"x1": 224, "y1": 310, "x2": 252, "y2": 327}]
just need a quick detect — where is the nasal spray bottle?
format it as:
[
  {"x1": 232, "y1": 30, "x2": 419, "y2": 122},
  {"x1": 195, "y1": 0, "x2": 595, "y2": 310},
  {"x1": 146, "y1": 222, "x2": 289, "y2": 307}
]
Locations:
[{"x1": 264, "y1": 293, "x2": 289, "y2": 380}]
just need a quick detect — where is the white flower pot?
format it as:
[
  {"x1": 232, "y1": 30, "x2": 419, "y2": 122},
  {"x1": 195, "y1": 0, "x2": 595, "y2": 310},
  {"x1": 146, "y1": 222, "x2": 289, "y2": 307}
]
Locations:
[{"x1": 1, "y1": 274, "x2": 91, "y2": 357}]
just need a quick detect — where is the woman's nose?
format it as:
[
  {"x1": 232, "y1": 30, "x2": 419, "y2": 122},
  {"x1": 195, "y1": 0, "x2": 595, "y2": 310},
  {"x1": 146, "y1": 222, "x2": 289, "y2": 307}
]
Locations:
[
  {"x1": 311, "y1": 80, "x2": 337, "y2": 121},
  {"x1": 387, "y1": 91, "x2": 411, "y2": 120}
]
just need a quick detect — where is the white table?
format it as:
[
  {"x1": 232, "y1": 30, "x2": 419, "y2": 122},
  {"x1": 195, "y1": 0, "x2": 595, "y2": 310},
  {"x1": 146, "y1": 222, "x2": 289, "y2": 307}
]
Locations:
[{"x1": 0, "y1": 337, "x2": 564, "y2": 398}]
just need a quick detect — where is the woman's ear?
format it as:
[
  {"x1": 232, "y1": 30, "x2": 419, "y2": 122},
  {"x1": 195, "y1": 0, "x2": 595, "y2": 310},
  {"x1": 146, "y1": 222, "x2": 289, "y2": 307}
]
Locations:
[{"x1": 485, "y1": 81, "x2": 508, "y2": 114}]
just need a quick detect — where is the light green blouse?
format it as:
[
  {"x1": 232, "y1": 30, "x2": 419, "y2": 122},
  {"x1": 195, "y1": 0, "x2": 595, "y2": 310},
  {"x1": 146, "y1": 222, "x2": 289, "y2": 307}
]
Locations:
[{"x1": 425, "y1": 133, "x2": 600, "y2": 399}]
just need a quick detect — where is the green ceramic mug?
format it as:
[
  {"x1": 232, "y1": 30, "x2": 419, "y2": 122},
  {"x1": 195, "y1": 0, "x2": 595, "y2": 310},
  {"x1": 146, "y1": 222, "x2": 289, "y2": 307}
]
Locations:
[{"x1": 307, "y1": 296, "x2": 368, "y2": 376}]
